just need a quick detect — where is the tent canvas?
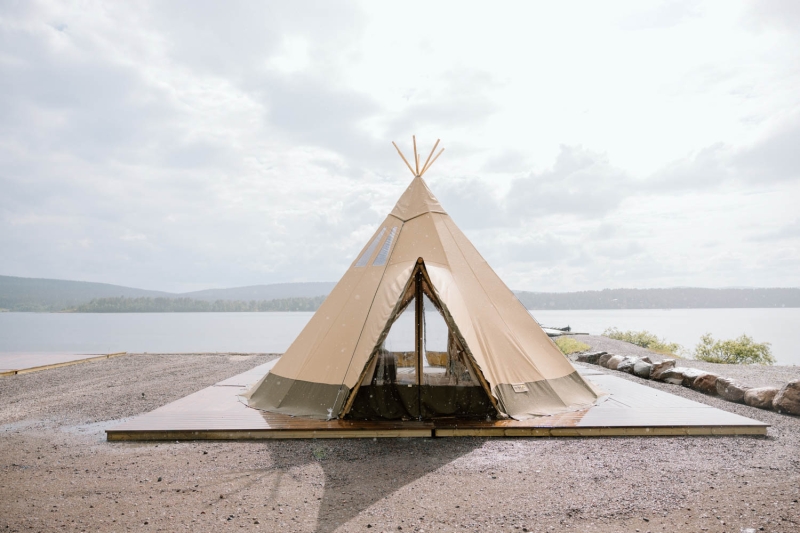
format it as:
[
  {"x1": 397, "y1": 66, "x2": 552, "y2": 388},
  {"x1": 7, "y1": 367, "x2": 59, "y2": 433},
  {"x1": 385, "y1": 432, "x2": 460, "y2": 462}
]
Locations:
[{"x1": 244, "y1": 139, "x2": 602, "y2": 420}]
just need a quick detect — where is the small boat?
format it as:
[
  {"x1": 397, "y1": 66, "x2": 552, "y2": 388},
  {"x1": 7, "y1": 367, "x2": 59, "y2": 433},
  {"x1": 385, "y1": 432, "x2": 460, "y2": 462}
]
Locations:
[{"x1": 539, "y1": 324, "x2": 589, "y2": 337}]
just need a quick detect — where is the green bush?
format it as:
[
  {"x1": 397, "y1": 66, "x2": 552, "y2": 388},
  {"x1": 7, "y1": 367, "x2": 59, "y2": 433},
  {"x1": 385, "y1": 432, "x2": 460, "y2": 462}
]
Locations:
[
  {"x1": 602, "y1": 328, "x2": 682, "y2": 356},
  {"x1": 554, "y1": 337, "x2": 590, "y2": 355},
  {"x1": 693, "y1": 333, "x2": 774, "y2": 365}
]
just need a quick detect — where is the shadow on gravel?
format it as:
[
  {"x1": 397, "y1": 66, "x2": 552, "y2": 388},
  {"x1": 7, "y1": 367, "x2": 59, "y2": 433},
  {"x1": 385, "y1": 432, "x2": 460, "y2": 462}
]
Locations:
[{"x1": 266, "y1": 437, "x2": 484, "y2": 533}]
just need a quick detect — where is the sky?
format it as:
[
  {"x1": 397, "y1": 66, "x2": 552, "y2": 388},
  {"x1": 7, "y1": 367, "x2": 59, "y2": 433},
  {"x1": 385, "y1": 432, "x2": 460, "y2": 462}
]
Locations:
[{"x1": 1, "y1": 0, "x2": 798, "y2": 293}]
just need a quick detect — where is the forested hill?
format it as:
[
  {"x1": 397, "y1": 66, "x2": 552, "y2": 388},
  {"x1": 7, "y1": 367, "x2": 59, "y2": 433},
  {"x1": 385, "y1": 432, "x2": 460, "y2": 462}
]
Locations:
[
  {"x1": 0, "y1": 275, "x2": 335, "y2": 311},
  {"x1": 180, "y1": 282, "x2": 335, "y2": 302},
  {"x1": 73, "y1": 296, "x2": 325, "y2": 313},
  {"x1": 0, "y1": 275, "x2": 169, "y2": 311},
  {"x1": 2, "y1": 274, "x2": 799, "y2": 311},
  {"x1": 515, "y1": 288, "x2": 800, "y2": 309}
]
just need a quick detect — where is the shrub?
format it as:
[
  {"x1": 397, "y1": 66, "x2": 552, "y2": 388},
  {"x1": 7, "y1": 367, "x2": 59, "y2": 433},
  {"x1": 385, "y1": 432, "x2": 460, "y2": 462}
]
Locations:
[
  {"x1": 693, "y1": 333, "x2": 774, "y2": 365},
  {"x1": 602, "y1": 328, "x2": 682, "y2": 356},
  {"x1": 554, "y1": 337, "x2": 590, "y2": 355}
]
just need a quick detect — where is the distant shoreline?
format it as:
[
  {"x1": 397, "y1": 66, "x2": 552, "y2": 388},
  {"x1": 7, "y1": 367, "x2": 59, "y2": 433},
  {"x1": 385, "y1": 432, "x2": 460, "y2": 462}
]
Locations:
[
  {"x1": 2, "y1": 274, "x2": 799, "y2": 312},
  {"x1": 3, "y1": 306, "x2": 800, "y2": 314}
]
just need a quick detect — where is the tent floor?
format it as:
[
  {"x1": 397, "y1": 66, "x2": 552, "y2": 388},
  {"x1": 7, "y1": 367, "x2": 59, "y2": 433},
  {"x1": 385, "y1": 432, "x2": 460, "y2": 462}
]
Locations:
[
  {"x1": 106, "y1": 360, "x2": 768, "y2": 440},
  {"x1": 1, "y1": 352, "x2": 128, "y2": 377}
]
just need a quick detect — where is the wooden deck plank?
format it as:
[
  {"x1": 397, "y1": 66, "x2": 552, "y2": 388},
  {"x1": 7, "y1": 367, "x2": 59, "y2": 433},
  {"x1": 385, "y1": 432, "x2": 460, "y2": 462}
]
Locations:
[{"x1": 106, "y1": 361, "x2": 769, "y2": 440}]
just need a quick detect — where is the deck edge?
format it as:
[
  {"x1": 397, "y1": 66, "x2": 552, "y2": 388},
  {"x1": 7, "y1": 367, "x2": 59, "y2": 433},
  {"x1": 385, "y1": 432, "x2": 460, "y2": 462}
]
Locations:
[
  {"x1": 106, "y1": 428, "x2": 433, "y2": 440},
  {"x1": 434, "y1": 425, "x2": 767, "y2": 437},
  {"x1": 7, "y1": 352, "x2": 129, "y2": 377}
]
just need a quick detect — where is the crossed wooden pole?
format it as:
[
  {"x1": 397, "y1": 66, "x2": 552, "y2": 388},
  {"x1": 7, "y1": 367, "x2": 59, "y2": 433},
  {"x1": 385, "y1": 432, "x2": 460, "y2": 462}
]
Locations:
[{"x1": 392, "y1": 136, "x2": 444, "y2": 178}]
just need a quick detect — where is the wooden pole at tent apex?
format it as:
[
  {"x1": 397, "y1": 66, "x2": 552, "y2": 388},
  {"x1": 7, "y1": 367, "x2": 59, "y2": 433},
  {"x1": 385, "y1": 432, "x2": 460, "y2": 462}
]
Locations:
[
  {"x1": 413, "y1": 135, "x2": 419, "y2": 176},
  {"x1": 421, "y1": 144, "x2": 444, "y2": 176},
  {"x1": 421, "y1": 139, "x2": 440, "y2": 175},
  {"x1": 392, "y1": 136, "x2": 445, "y2": 178},
  {"x1": 392, "y1": 141, "x2": 416, "y2": 176}
]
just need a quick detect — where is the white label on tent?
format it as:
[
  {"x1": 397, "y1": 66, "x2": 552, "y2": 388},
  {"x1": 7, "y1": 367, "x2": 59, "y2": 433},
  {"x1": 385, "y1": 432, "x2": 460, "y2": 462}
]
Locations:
[{"x1": 512, "y1": 383, "x2": 529, "y2": 393}]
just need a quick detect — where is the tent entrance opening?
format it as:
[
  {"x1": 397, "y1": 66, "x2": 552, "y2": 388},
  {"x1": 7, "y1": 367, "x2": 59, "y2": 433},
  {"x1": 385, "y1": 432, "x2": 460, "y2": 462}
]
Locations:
[{"x1": 345, "y1": 268, "x2": 495, "y2": 420}]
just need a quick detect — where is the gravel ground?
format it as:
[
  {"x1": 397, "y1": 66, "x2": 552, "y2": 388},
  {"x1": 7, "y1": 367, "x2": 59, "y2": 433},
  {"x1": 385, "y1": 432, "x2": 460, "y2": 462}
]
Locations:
[{"x1": 1, "y1": 351, "x2": 799, "y2": 533}]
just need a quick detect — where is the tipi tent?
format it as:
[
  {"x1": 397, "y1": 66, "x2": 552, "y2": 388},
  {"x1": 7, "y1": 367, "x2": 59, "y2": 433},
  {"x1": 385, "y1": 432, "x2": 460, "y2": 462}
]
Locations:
[{"x1": 244, "y1": 138, "x2": 602, "y2": 420}]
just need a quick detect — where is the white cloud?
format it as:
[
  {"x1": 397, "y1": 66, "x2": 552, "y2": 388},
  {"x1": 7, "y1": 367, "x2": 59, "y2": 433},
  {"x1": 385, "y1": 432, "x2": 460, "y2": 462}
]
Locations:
[{"x1": 0, "y1": 0, "x2": 798, "y2": 292}]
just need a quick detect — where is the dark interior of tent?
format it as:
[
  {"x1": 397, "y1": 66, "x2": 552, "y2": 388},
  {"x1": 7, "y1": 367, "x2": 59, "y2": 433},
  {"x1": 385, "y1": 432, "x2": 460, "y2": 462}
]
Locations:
[{"x1": 345, "y1": 266, "x2": 497, "y2": 420}]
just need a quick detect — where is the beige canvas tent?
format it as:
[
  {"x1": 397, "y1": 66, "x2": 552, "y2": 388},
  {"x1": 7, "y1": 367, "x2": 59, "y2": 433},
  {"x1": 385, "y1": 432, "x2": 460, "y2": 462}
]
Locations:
[{"x1": 244, "y1": 138, "x2": 601, "y2": 420}]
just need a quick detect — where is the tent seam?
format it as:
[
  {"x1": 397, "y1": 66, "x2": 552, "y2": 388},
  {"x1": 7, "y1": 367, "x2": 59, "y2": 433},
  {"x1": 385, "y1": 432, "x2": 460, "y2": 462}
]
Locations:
[{"x1": 395, "y1": 209, "x2": 448, "y2": 224}]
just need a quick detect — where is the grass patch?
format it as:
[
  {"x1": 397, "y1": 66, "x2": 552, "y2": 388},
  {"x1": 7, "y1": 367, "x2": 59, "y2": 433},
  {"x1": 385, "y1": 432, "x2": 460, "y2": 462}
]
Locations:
[
  {"x1": 602, "y1": 328, "x2": 682, "y2": 356},
  {"x1": 312, "y1": 446, "x2": 327, "y2": 461},
  {"x1": 554, "y1": 337, "x2": 590, "y2": 355},
  {"x1": 694, "y1": 333, "x2": 774, "y2": 365}
]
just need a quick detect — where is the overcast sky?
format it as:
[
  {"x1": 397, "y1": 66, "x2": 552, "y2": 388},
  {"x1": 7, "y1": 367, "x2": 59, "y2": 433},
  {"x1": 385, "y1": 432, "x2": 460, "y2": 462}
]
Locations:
[{"x1": 1, "y1": 1, "x2": 798, "y2": 293}]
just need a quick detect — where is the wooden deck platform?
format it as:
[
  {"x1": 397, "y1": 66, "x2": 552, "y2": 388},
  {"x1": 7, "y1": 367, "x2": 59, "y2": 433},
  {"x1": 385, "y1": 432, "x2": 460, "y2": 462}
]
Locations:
[
  {"x1": 106, "y1": 361, "x2": 769, "y2": 440},
  {"x1": 0, "y1": 352, "x2": 128, "y2": 377}
]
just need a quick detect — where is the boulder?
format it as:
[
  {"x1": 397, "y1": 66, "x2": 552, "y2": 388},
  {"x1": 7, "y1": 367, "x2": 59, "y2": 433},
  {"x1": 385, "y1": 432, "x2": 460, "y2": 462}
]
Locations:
[
  {"x1": 649, "y1": 359, "x2": 676, "y2": 381},
  {"x1": 716, "y1": 377, "x2": 750, "y2": 403},
  {"x1": 679, "y1": 368, "x2": 708, "y2": 387},
  {"x1": 659, "y1": 368, "x2": 687, "y2": 385},
  {"x1": 616, "y1": 357, "x2": 638, "y2": 374},
  {"x1": 691, "y1": 373, "x2": 719, "y2": 395},
  {"x1": 640, "y1": 356, "x2": 653, "y2": 364},
  {"x1": 772, "y1": 380, "x2": 800, "y2": 415},
  {"x1": 576, "y1": 351, "x2": 606, "y2": 364},
  {"x1": 598, "y1": 353, "x2": 614, "y2": 367},
  {"x1": 606, "y1": 355, "x2": 625, "y2": 370},
  {"x1": 744, "y1": 387, "x2": 779, "y2": 410},
  {"x1": 633, "y1": 361, "x2": 653, "y2": 379},
  {"x1": 657, "y1": 366, "x2": 706, "y2": 386}
]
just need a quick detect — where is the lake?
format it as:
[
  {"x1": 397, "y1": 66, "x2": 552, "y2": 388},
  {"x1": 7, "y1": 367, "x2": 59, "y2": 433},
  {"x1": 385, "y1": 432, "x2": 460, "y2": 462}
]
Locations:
[
  {"x1": 532, "y1": 308, "x2": 799, "y2": 365},
  {"x1": 0, "y1": 308, "x2": 797, "y2": 365}
]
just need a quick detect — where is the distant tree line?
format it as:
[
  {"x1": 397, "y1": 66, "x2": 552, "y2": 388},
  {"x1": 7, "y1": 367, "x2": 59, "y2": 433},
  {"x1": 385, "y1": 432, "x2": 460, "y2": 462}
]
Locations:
[
  {"x1": 71, "y1": 296, "x2": 326, "y2": 313},
  {"x1": 515, "y1": 287, "x2": 800, "y2": 310},
  {"x1": 4, "y1": 286, "x2": 800, "y2": 312},
  {"x1": 0, "y1": 301, "x2": 66, "y2": 312},
  {"x1": 0, "y1": 274, "x2": 169, "y2": 312}
]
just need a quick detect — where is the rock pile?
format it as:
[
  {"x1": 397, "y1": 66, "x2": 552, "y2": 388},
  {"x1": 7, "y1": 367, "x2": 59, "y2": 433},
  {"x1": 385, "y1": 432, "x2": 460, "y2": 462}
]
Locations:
[{"x1": 575, "y1": 352, "x2": 800, "y2": 416}]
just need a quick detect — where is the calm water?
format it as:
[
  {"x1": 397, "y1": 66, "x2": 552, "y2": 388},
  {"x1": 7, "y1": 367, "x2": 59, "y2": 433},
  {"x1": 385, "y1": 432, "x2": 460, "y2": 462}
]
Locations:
[
  {"x1": 532, "y1": 308, "x2": 800, "y2": 365},
  {"x1": 0, "y1": 308, "x2": 797, "y2": 365}
]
